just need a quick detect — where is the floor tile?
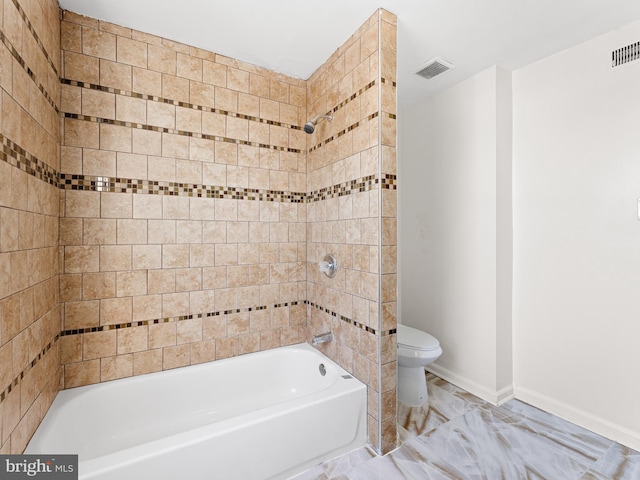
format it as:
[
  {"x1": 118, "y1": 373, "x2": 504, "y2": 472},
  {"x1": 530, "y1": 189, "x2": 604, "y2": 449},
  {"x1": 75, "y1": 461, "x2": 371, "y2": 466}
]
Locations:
[
  {"x1": 289, "y1": 374, "x2": 640, "y2": 480},
  {"x1": 581, "y1": 443, "x2": 640, "y2": 480},
  {"x1": 398, "y1": 382, "x2": 479, "y2": 439}
]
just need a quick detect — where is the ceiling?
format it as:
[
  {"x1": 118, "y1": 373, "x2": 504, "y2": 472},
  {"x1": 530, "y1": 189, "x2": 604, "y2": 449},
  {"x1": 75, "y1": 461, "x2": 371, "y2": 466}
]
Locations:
[{"x1": 58, "y1": 0, "x2": 640, "y2": 108}]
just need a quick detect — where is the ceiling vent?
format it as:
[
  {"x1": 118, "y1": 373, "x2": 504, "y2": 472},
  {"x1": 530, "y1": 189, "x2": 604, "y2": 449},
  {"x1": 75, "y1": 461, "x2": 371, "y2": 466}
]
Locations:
[
  {"x1": 612, "y1": 41, "x2": 639, "y2": 67},
  {"x1": 415, "y1": 57, "x2": 455, "y2": 80}
]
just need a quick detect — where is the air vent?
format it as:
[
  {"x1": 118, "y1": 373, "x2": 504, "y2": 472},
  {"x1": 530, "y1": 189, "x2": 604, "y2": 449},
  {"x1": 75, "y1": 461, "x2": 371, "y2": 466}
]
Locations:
[
  {"x1": 612, "y1": 41, "x2": 640, "y2": 67},
  {"x1": 415, "y1": 57, "x2": 455, "y2": 80}
]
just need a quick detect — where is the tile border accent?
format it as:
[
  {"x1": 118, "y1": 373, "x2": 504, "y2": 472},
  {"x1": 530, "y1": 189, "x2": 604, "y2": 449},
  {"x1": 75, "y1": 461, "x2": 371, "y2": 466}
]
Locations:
[
  {"x1": 0, "y1": 29, "x2": 60, "y2": 114},
  {"x1": 0, "y1": 300, "x2": 393, "y2": 406},
  {"x1": 0, "y1": 333, "x2": 60, "y2": 405},
  {"x1": 58, "y1": 298, "x2": 395, "y2": 343},
  {"x1": 329, "y1": 80, "x2": 377, "y2": 115},
  {"x1": 63, "y1": 113, "x2": 304, "y2": 154},
  {"x1": 0, "y1": 133, "x2": 60, "y2": 187},
  {"x1": 308, "y1": 112, "x2": 380, "y2": 153},
  {"x1": 0, "y1": 129, "x2": 394, "y2": 204},
  {"x1": 307, "y1": 77, "x2": 396, "y2": 153},
  {"x1": 60, "y1": 300, "x2": 304, "y2": 337},
  {"x1": 8, "y1": 0, "x2": 60, "y2": 78},
  {"x1": 381, "y1": 173, "x2": 397, "y2": 190},
  {"x1": 308, "y1": 173, "x2": 395, "y2": 201},
  {"x1": 309, "y1": 174, "x2": 377, "y2": 202},
  {"x1": 307, "y1": 300, "x2": 395, "y2": 337},
  {"x1": 58, "y1": 172, "x2": 393, "y2": 202},
  {"x1": 307, "y1": 112, "x2": 395, "y2": 154},
  {"x1": 380, "y1": 78, "x2": 397, "y2": 88},
  {"x1": 59, "y1": 173, "x2": 307, "y2": 202},
  {"x1": 61, "y1": 79, "x2": 304, "y2": 132}
]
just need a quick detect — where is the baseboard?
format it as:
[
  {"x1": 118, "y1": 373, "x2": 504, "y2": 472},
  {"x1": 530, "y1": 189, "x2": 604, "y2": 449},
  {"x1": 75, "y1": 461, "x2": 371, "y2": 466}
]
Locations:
[
  {"x1": 514, "y1": 385, "x2": 640, "y2": 452},
  {"x1": 426, "y1": 363, "x2": 514, "y2": 406}
]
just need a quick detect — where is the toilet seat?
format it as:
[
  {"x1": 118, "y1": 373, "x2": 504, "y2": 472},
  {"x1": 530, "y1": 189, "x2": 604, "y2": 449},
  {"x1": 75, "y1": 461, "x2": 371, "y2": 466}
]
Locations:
[{"x1": 397, "y1": 324, "x2": 440, "y2": 352}]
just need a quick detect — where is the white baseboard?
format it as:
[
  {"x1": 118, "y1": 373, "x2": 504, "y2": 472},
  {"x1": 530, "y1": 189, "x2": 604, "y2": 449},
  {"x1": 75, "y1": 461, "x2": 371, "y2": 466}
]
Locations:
[
  {"x1": 424, "y1": 364, "x2": 640, "y2": 451},
  {"x1": 514, "y1": 386, "x2": 640, "y2": 452},
  {"x1": 426, "y1": 363, "x2": 514, "y2": 406}
]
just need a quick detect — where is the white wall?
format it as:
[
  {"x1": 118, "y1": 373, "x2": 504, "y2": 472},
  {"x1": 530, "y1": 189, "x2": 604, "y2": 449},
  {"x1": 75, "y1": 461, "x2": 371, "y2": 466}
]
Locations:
[
  {"x1": 399, "y1": 66, "x2": 513, "y2": 403},
  {"x1": 513, "y1": 20, "x2": 640, "y2": 449},
  {"x1": 400, "y1": 18, "x2": 640, "y2": 451}
]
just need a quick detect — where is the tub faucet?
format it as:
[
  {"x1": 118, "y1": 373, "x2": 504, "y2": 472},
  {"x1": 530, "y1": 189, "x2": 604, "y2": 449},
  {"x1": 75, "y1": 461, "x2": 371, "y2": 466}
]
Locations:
[{"x1": 312, "y1": 332, "x2": 333, "y2": 346}]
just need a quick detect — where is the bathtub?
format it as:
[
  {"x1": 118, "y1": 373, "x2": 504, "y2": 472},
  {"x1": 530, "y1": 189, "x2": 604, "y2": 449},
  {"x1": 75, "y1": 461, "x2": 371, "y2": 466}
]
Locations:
[{"x1": 26, "y1": 343, "x2": 367, "y2": 480}]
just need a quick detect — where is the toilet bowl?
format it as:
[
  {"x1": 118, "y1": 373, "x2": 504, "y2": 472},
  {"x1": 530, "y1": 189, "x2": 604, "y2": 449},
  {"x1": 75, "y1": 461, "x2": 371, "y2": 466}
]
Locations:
[{"x1": 397, "y1": 324, "x2": 442, "y2": 406}]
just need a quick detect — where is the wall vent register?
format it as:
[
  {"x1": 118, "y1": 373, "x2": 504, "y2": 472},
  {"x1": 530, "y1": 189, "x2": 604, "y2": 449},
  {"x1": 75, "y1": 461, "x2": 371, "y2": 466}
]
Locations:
[{"x1": 612, "y1": 41, "x2": 639, "y2": 67}]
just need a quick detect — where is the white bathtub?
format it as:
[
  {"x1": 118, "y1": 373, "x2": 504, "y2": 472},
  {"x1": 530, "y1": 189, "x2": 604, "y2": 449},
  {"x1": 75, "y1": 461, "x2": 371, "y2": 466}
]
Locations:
[{"x1": 26, "y1": 343, "x2": 367, "y2": 480}]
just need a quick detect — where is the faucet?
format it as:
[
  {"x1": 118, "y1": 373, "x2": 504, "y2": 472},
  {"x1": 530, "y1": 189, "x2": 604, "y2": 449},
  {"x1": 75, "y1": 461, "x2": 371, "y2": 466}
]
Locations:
[{"x1": 312, "y1": 332, "x2": 333, "y2": 346}]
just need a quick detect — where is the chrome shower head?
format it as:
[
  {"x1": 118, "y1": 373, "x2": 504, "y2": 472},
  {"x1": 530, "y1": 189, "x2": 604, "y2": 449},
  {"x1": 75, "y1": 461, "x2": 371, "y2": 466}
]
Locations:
[
  {"x1": 303, "y1": 121, "x2": 316, "y2": 134},
  {"x1": 303, "y1": 114, "x2": 333, "y2": 134}
]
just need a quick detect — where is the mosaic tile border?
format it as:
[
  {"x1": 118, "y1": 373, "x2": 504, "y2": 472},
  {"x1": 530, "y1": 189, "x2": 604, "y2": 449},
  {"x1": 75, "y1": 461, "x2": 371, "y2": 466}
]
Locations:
[
  {"x1": 0, "y1": 333, "x2": 59, "y2": 405},
  {"x1": 60, "y1": 300, "x2": 304, "y2": 337},
  {"x1": 63, "y1": 113, "x2": 304, "y2": 154},
  {"x1": 0, "y1": 297, "x2": 395, "y2": 407},
  {"x1": 309, "y1": 174, "x2": 377, "y2": 202},
  {"x1": 64, "y1": 109, "x2": 394, "y2": 159},
  {"x1": 59, "y1": 173, "x2": 307, "y2": 202},
  {"x1": 328, "y1": 80, "x2": 376, "y2": 116},
  {"x1": 380, "y1": 78, "x2": 397, "y2": 88},
  {"x1": 0, "y1": 129, "x2": 395, "y2": 204},
  {"x1": 308, "y1": 173, "x2": 396, "y2": 200},
  {"x1": 307, "y1": 300, "x2": 395, "y2": 337},
  {"x1": 381, "y1": 173, "x2": 397, "y2": 190},
  {"x1": 306, "y1": 77, "x2": 397, "y2": 153},
  {"x1": 58, "y1": 298, "x2": 393, "y2": 341},
  {"x1": 61, "y1": 75, "x2": 396, "y2": 140},
  {"x1": 0, "y1": 29, "x2": 59, "y2": 114},
  {"x1": 61, "y1": 79, "x2": 304, "y2": 132},
  {"x1": 308, "y1": 111, "x2": 397, "y2": 154},
  {"x1": 61, "y1": 75, "x2": 395, "y2": 158},
  {"x1": 322, "y1": 78, "x2": 396, "y2": 121},
  {"x1": 309, "y1": 112, "x2": 378, "y2": 153},
  {"x1": 58, "y1": 172, "x2": 396, "y2": 202},
  {"x1": 8, "y1": 0, "x2": 60, "y2": 78},
  {"x1": 0, "y1": 133, "x2": 59, "y2": 187}
]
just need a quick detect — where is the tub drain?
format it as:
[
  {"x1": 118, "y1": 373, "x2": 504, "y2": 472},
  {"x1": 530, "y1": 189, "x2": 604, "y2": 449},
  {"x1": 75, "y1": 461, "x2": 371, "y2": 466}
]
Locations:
[{"x1": 319, "y1": 363, "x2": 326, "y2": 376}]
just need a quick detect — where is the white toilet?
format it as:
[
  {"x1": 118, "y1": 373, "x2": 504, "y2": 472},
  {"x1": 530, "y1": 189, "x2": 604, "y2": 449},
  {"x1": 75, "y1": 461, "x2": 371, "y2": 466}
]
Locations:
[{"x1": 397, "y1": 323, "x2": 442, "y2": 406}]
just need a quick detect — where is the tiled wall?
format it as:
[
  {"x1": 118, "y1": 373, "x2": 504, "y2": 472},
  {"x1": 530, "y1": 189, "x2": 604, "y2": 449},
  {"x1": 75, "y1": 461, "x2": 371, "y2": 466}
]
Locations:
[
  {"x1": 0, "y1": 0, "x2": 62, "y2": 454},
  {"x1": 0, "y1": 4, "x2": 396, "y2": 455},
  {"x1": 305, "y1": 9, "x2": 397, "y2": 454},
  {"x1": 58, "y1": 11, "x2": 309, "y2": 387}
]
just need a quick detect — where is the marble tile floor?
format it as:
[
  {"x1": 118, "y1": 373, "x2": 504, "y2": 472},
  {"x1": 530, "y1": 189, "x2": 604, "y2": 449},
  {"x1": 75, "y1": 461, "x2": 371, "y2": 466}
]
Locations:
[{"x1": 289, "y1": 373, "x2": 640, "y2": 480}]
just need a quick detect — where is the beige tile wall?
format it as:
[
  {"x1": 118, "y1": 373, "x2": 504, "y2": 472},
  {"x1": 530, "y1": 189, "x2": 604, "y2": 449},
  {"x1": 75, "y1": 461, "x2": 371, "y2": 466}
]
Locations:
[
  {"x1": 305, "y1": 9, "x2": 397, "y2": 454},
  {"x1": 0, "y1": 3, "x2": 396, "y2": 455},
  {"x1": 58, "y1": 11, "x2": 308, "y2": 388},
  {"x1": 0, "y1": 0, "x2": 62, "y2": 454}
]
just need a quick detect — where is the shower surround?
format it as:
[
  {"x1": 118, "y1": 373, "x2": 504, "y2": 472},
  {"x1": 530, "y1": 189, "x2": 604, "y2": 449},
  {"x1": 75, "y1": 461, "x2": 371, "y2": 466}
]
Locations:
[
  {"x1": 0, "y1": 0, "x2": 397, "y2": 455},
  {"x1": 0, "y1": 0, "x2": 62, "y2": 455}
]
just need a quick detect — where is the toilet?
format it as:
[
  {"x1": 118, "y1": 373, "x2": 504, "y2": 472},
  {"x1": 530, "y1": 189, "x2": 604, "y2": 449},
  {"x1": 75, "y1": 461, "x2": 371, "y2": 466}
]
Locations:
[{"x1": 397, "y1": 323, "x2": 442, "y2": 406}]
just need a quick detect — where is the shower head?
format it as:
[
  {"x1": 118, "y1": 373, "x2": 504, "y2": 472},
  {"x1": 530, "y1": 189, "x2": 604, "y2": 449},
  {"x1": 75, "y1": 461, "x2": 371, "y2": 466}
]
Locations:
[{"x1": 303, "y1": 114, "x2": 333, "y2": 134}]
